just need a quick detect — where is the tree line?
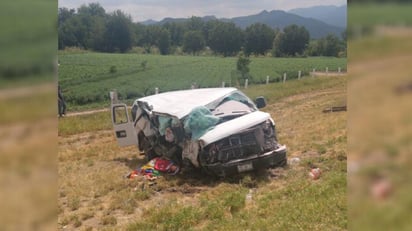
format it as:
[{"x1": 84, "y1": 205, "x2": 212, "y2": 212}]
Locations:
[{"x1": 59, "y1": 3, "x2": 346, "y2": 57}]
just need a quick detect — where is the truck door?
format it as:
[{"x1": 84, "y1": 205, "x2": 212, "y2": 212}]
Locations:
[{"x1": 110, "y1": 90, "x2": 138, "y2": 147}]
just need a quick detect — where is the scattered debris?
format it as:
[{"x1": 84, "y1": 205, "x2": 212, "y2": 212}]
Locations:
[
  {"x1": 322, "y1": 105, "x2": 347, "y2": 113},
  {"x1": 347, "y1": 161, "x2": 360, "y2": 174},
  {"x1": 309, "y1": 168, "x2": 322, "y2": 180},
  {"x1": 370, "y1": 178, "x2": 392, "y2": 200},
  {"x1": 289, "y1": 157, "x2": 301, "y2": 165},
  {"x1": 267, "y1": 167, "x2": 286, "y2": 179},
  {"x1": 394, "y1": 82, "x2": 412, "y2": 94},
  {"x1": 125, "y1": 157, "x2": 180, "y2": 183},
  {"x1": 125, "y1": 170, "x2": 140, "y2": 179},
  {"x1": 245, "y1": 189, "x2": 254, "y2": 205},
  {"x1": 153, "y1": 157, "x2": 180, "y2": 175}
]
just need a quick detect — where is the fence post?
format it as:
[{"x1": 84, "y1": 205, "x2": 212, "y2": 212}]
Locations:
[
  {"x1": 109, "y1": 90, "x2": 118, "y2": 104},
  {"x1": 283, "y1": 73, "x2": 286, "y2": 83},
  {"x1": 298, "y1": 70, "x2": 301, "y2": 80},
  {"x1": 244, "y1": 79, "x2": 248, "y2": 89},
  {"x1": 155, "y1": 87, "x2": 159, "y2": 94},
  {"x1": 326, "y1": 67, "x2": 329, "y2": 76},
  {"x1": 221, "y1": 81, "x2": 225, "y2": 88},
  {"x1": 312, "y1": 68, "x2": 315, "y2": 77},
  {"x1": 338, "y1": 67, "x2": 341, "y2": 73},
  {"x1": 266, "y1": 75, "x2": 269, "y2": 85}
]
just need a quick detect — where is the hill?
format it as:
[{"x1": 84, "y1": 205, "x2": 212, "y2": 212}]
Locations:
[
  {"x1": 289, "y1": 5, "x2": 347, "y2": 28},
  {"x1": 224, "y1": 9, "x2": 344, "y2": 39},
  {"x1": 141, "y1": 7, "x2": 345, "y2": 39}
]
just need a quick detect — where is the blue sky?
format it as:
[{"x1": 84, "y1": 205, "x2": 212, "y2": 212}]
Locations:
[{"x1": 58, "y1": 0, "x2": 347, "y2": 22}]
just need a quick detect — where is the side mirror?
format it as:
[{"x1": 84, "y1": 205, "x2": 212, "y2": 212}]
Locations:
[{"x1": 255, "y1": 96, "x2": 266, "y2": 109}]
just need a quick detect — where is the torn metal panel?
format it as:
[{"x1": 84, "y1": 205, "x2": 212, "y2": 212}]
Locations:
[
  {"x1": 134, "y1": 106, "x2": 155, "y2": 137},
  {"x1": 182, "y1": 140, "x2": 200, "y2": 167}
]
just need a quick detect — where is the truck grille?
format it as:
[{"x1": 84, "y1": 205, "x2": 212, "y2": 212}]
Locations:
[
  {"x1": 200, "y1": 123, "x2": 278, "y2": 165},
  {"x1": 217, "y1": 130, "x2": 261, "y2": 163}
]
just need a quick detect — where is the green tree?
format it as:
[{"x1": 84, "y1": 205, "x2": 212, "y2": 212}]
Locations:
[
  {"x1": 163, "y1": 22, "x2": 185, "y2": 46},
  {"x1": 58, "y1": 16, "x2": 87, "y2": 49},
  {"x1": 305, "y1": 40, "x2": 322, "y2": 56},
  {"x1": 185, "y1": 16, "x2": 204, "y2": 31},
  {"x1": 77, "y1": 3, "x2": 107, "y2": 50},
  {"x1": 77, "y1": 3, "x2": 105, "y2": 17},
  {"x1": 208, "y1": 22, "x2": 243, "y2": 56},
  {"x1": 133, "y1": 23, "x2": 147, "y2": 47},
  {"x1": 273, "y1": 24, "x2": 310, "y2": 56},
  {"x1": 323, "y1": 34, "x2": 341, "y2": 57},
  {"x1": 83, "y1": 17, "x2": 106, "y2": 50},
  {"x1": 340, "y1": 29, "x2": 347, "y2": 57},
  {"x1": 304, "y1": 34, "x2": 345, "y2": 57},
  {"x1": 58, "y1": 3, "x2": 107, "y2": 50},
  {"x1": 183, "y1": 31, "x2": 205, "y2": 54},
  {"x1": 203, "y1": 20, "x2": 219, "y2": 46},
  {"x1": 236, "y1": 51, "x2": 251, "y2": 84},
  {"x1": 58, "y1": 7, "x2": 75, "y2": 25},
  {"x1": 244, "y1": 23, "x2": 275, "y2": 55},
  {"x1": 158, "y1": 28, "x2": 171, "y2": 55},
  {"x1": 103, "y1": 10, "x2": 134, "y2": 52},
  {"x1": 140, "y1": 25, "x2": 167, "y2": 51}
]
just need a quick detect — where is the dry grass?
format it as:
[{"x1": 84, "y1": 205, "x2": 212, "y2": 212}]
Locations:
[
  {"x1": 0, "y1": 83, "x2": 57, "y2": 230},
  {"x1": 58, "y1": 76, "x2": 347, "y2": 230},
  {"x1": 348, "y1": 32, "x2": 412, "y2": 230}
]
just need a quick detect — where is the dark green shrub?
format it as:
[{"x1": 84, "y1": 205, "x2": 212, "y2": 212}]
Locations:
[{"x1": 109, "y1": 65, "x2": 117, "y2": 73}]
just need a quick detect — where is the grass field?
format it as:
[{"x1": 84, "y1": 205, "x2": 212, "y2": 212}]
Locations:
[
  {"x1": 348, "y1": 3, "x2": 412, "y2": 40},
  {"x1": 58, "y1": 51, "x2": 346, "y2": 111},
  {"x1": 0, "y1": 0, "x2": 56, "y2": 87},
  {"x1": 58, "y1": 75, "x2": 347, "y2": 230},
  {"x1": 349, "y1": 3, "x2": 412, "y2": 28},
  {"x1": 347, "y1": 9, "x2": 412, "y2": 229}
]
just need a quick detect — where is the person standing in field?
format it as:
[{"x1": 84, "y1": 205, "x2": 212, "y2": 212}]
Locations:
[{"x1": 58, "y1": 84, "x2": 66, "y2": 117}]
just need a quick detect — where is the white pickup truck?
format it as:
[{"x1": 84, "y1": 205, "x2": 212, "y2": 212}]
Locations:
[{"x1": 110, "y1": 87, "x2": 286, "y2": 177}]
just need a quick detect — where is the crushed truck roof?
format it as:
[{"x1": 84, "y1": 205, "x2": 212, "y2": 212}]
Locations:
[{"x1": 136, "y1": 88, "x2": 238, "y2": 119}]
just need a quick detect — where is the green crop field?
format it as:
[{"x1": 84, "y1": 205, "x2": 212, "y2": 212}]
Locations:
[
  {"x1": 0, "y1": 0, "x2": 56, "y2": 88},
  {"x1": 349, "y1": 3, "x2": 412, "y2": 28},
  {"x1": 58, "y1": 51, "x2": 346, "y2": 111}
]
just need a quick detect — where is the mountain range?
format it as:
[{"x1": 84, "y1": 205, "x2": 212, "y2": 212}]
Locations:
[
  {"x1": 288, "y1": 5, "x2": 346, "y2": 28},
  {"x1": 141, "y1": 4, "x2": 346, "y2": 39}
]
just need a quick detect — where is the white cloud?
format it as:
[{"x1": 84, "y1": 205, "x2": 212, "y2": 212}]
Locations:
[{"x1": 58, "y1": 0, "x2": 347, "y2": 22}]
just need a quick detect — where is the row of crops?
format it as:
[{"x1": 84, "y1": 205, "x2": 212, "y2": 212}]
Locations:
[{"x1": 58, "y1": 52, "x2": 346, "y2": 110}]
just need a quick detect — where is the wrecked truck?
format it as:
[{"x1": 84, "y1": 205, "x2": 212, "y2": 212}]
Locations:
[{"x1": 110, "y1": 87, "x2": 286, "y2": 177}]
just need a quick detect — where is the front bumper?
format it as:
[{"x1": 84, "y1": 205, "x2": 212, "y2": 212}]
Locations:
[{"x1": 202, "y1": 145, "x2": 287, "y2": 177}]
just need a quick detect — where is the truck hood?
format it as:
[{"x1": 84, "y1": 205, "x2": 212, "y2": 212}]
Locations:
[{"x1": 199, "y1": 111, "x2": 271, "y2": 146}]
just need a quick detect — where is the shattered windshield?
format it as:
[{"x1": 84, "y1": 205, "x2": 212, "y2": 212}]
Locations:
[{"x1": 146, "y1": 90, "x2": 258, "y2": 141}]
